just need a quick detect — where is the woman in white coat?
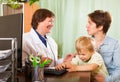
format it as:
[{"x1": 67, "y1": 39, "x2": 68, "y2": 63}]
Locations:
[{"x1": 22, "y1": 9, "x2": 62, "y2": 67}]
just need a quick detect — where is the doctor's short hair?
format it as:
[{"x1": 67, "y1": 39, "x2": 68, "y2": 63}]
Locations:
[
  {"x1": 31, "y1": 8, "x2": 55, "y2": 30},
  {"x1": 75, "y1": 36, "x2": 95, "y2": 54}
]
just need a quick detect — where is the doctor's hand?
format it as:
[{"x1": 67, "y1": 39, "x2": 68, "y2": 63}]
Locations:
[{"x1": 64, "y1": 53, "x2": 75, "y2": 62}]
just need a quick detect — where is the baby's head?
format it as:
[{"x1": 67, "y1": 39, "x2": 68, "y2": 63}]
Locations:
[{"x1": 75, "y1": 36, "x2": 95, "y2": 62}]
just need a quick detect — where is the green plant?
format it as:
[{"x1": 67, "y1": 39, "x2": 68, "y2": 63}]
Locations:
[
  {"x1": 7, "y1": 0, "x2": 21, "y2": 9},
  {"x1": 0, "y1": 0, "x2": 40, "y2": 9},
  {"x1": 29, "y1": 0, "x2": 39, "y2": 6}
]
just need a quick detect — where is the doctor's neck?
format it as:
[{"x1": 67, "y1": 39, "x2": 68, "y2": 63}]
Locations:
[{"x1": 36, "y1": 29, "x2": 46, "y2": 37}]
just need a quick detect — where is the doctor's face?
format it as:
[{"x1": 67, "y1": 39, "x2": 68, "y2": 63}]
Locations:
[{"x1": 38, "y1": 17, "x2": 54, "y2": 34}]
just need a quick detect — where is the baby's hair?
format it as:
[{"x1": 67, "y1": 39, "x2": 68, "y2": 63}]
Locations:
[{"x1": 75, "y1": 36, "x2": 95, "y2": 54}]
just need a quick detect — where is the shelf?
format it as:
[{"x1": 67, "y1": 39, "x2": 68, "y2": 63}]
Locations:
[
  {"x1": 0, "y1": 60, "x2": 11, "y2": 73},
  {"x1": 0, "y1": 71, "x2": 11, "y2": 82},
  {"x1": 0, "y1": 49, "x2": 12, "y2": 60},
  {"x1": 0, "y1": 38, "x2": 17, "y2": 82}
]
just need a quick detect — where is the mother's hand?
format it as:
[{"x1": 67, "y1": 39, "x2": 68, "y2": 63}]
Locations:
[{"x1": 91, "y1": 73, "x2": 105, "y2": 82}]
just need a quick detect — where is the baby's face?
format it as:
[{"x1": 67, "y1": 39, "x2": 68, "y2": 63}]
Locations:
[{"x1": 78, "y1": 49, "x2": 92, "y2": 62}]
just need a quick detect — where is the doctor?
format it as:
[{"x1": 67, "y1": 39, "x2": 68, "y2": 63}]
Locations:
[{"x1": 22, "y1": 8, "x2": 61, "y2": 67}]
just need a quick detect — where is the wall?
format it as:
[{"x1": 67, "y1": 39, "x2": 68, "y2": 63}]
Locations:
[{"x1": 24, "y1": 3, "x2": 39, "y2": 32}]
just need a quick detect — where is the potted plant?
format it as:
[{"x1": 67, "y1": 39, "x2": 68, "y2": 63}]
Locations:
[{"x1": 0, "y1": 0, "x2": 40, "y2": 9}]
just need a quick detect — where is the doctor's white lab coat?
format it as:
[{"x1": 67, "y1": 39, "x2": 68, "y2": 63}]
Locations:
[{"x1": 22, "y1": 28, "x2": 61, "y2": 66}]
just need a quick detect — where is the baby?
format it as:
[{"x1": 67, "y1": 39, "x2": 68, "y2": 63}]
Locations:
[{"x1": 56, "y1": 36, "x2": 108, "y2": 82}]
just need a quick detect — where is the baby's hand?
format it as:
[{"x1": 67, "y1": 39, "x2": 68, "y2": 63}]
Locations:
[
  {"x1": 66, "y1": 64, "x2": 78, "y2": 72},
  {"x1": 55, "y1": 63, "x2": 66, "y2": 70}
]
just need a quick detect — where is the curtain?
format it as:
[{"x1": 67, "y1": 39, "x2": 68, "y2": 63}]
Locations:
[{"x1": 39, "y1": 0, "x2": 120, "y2": 57}]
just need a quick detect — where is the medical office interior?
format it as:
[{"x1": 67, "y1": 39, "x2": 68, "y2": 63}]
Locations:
[{"x1": 0, "y1": 0, "x2": 120, "y2": 82}]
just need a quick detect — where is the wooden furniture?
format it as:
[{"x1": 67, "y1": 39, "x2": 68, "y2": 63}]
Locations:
[
  {"x1": 1, "y1": 2, "x2": 40, "y2": 33},
  {"x1": 24, "y1": 3, "x2": 39, "y2": 32},
  {"x1": 45, "y1": 71, "x2": 91, "y2": 82},
  {"x1": 18, "y1": 71, "x2": 91, "y2": 82}
]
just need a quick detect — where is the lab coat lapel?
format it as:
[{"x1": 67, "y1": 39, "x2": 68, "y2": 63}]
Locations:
[{"x1": 30, "y1": 28, "x2": 49, "y2": 55}]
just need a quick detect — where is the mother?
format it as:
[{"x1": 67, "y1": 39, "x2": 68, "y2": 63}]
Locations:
[{"x1": 86, "y1": 10, "x2": 120, "y2": 82}]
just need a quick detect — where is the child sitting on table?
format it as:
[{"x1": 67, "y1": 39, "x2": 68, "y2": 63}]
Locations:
[{"x1": 56, "y1": 36, "x2": 108, "y2": 82}]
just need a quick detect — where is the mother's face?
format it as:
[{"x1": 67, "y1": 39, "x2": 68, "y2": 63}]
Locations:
[{"x1": 86, "y1": 17, "x2": 100, "y2": 36}]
